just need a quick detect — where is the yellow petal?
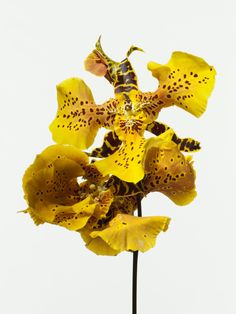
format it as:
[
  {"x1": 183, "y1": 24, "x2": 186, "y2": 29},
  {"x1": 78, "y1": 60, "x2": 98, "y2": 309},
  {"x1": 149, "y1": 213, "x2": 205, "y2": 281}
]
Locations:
[
  {"x1": 50, "y1": 78, "x2": 100, "y2": 149},
  {"x1": 23, "y1": 145, "x2": 88, "y2": 184},
  {"x1": 94, "y1": 131, "x2": 146, "y2": 183},
  {"x1": 94, "y1": 111, "x2": 150, "y2": 183},
  {"x1": 22, "y1": 145, "x2": 89, "y2": 223},
  {"x1": 90, "y1": 214, "x2": 170, "y2": 253},
  {"x1": 86, "y1": 237, "x2": 120, "y2": 256},
  {"x1": 53, "y1": 196, "x2": 97, "y2": 231},
  {"x1": 80, "y1": 229, "x2": 119, "y2": 256},
  {"x1": 94, "y1": 126, "x2": 175, "y2": 184},
  {"x1": 143, "y1": 134, "x2": 196, "y2": 206},
  {"x1": 148, "y1": 51, "x2": 216, "y2": 117},
  {"x1": 167, "y1": 189, "x2": 197, "y2": 206},
  {"x1": 24, "y1": 197, "x2": 96, "y2": 231}
]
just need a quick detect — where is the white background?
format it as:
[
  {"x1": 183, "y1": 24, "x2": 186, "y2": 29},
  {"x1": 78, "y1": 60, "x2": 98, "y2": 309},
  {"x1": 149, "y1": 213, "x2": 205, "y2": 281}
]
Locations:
[{"x1": 1, "y1": 0, "x2": 236, "y2": 313}]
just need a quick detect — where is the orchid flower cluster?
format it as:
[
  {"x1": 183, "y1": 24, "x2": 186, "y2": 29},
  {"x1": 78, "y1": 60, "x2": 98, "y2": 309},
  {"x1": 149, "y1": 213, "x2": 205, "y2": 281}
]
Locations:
[{"x1": 22, "y1": 38, "x2": 216, "y2": 255}]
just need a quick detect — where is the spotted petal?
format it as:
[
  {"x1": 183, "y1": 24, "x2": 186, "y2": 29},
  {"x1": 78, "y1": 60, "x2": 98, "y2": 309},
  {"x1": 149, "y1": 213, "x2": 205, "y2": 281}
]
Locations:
[
  {"x1": 95, "y1": 125, "x2": 176, "y2": 184},
  {"x1": 147, "y1": 51, "x2": 216, "y2": 117},
  {"x1": 22, "y1": 145, "x2": 91, "y2": 224},
  {"x1": 90, "y1": 214, "x2": 170, "y2": 253},
  {"x1": 52, "y1": 196, "x2": 97, "y2": 231},
  {"x1": 49, "y1": 78, "x2": 99, "y2": 149},
  {"x1": 49, "y1": 78, "x2": 117, "y2": 149},
  {"x1": 94, "y1": 131, "x2": 146, "y2": 183},
  {"x1": 143, "y1": 136, "x2": 196, "y2": 205},
  {"x1": 23, "y1": 144, "x2": 88, "y2": 179},
  {"x1": 94, "y1": 111, "x2": 150, "y2": 183}
]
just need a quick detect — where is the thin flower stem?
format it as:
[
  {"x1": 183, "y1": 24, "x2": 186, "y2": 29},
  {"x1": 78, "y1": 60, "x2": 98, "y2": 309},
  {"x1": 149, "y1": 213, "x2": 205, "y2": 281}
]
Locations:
[{"x1": 132, "y1": 194, "x2": 142, "y2": 314}]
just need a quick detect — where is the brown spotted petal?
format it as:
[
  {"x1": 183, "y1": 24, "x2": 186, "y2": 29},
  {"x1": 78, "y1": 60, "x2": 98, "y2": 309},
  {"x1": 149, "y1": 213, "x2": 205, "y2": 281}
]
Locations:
[
  {"x1": 49, "y1": 78, "x2": 118, "y2": 149},
  {"x1": 51, "y1": 196, "x2": 97, "y2": 231},
  {"x1": 94, "y1": 131, "x2": 146, "y2": 183},
  {"x1": 147, "y1": 51, "x2": 216, "y2": 118},
  {"x1": 94, "y1": 112, "x2": 149, "y2": 183},
  {"x1": 22, "y1": 145, "x2": 96, "y2": 227},
  {"x1": 143, "y1": 131, "x2": 196, "y2": 205}
]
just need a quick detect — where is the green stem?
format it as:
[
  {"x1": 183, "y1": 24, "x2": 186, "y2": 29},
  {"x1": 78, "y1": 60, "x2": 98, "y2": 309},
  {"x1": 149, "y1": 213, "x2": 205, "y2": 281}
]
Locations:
[{"x1": 132, "y1": 194, "x2": 142, "y2": 314}]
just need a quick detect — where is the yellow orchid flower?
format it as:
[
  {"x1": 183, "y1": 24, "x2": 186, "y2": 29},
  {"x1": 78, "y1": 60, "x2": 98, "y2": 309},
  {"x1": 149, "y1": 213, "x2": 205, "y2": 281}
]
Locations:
[
  {"x1": 49, "y1": 37, "x2": 215, "y2": 183},
  {"x1": 22, "y1": 40, "x2": 216, "y2": 254},
  {"x1": 22, "y1": 145, "x2": 96, "y2": 230},
  {"x1": 22, "y1": 144, "x2": 170, "y2": 255},
  {"x1": 22, "y1": 39, "x2": 216, "y2": 314}
]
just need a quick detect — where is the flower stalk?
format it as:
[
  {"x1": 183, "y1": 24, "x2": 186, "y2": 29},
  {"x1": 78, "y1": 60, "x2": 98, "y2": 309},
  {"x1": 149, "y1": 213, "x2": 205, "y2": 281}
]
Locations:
[{"x1": 132, "y1": 194, "x2": 142, "y2": 314}]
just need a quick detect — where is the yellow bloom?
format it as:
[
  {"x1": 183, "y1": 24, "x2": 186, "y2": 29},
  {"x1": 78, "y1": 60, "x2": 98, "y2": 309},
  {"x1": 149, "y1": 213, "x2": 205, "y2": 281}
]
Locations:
[
  {"x1": 49, "y1": 38, "x2": 215, "y2": 183},
  {"x1": 22, "y1": 145, "x2": 170, "y2": 255},
  {"x1": 22, "y1": 39, "x2": 216, "y2": 256},
  {"x1": 22, "y1": 145, "x2": 97, "y2": 230}
]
